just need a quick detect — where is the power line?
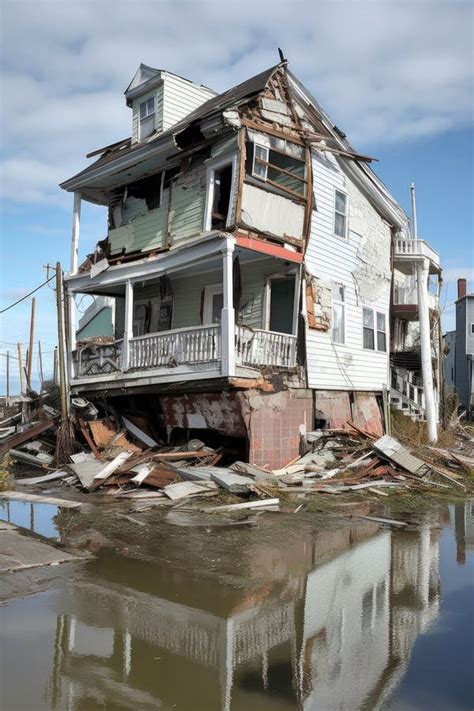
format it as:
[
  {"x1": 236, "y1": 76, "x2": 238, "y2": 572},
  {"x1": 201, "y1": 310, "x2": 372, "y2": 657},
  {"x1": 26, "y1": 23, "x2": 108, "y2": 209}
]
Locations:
[{"x1": 0, "y1": 275, "x2": 55, "y2": 314}]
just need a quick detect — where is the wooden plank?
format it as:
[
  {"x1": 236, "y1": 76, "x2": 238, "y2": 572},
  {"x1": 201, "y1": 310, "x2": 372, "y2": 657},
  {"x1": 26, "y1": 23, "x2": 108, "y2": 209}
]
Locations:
[
  {"x1": 93, "y1": 451, "x2": 133, "y2": 483},
  {"x1": 16, "y1": 470, "x2": 69, "y2": 485},
  {"x1": 235, "y1": 234, "x2": 303, "y2": 262},
  {"x1": 0, "y1": 417, "x2": 58, "y2": 455},
  {"x1": 122, "y1": 416, "x2": 158, "y2": 448},
  {"x1": 203, "y1": 498, "x2": 279, "y2": 512},
  {"x1": 163, "y1": 481, "x2": 218, "y2": 500},
  {"x1": 78, "y1": 417, "x2": 102, "y2": 459},
  {"x1": 210, "y1": 470, "x2": 253, "y2": 493}
]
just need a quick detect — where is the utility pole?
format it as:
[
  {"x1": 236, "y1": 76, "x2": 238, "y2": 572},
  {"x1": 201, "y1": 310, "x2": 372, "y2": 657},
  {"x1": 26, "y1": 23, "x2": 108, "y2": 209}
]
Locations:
[
  {"x1": 17, "y1": 343, "x2": 25, "y2": 396},
  {"x1": 26, "y1": 297, "x2": 36, "y2": 389},
  {"x1": 38, "y1": 340, "x2": 44, "y2": 390},
  {"x1": 55, "y1": 263, "x2": 68, "y2": 418},
  {"x1": 53, "y1": 347, "x2": 58, "y2": 385},
  {"x1": 6, "y1": 351, "x2": 10, "y2": 399}
]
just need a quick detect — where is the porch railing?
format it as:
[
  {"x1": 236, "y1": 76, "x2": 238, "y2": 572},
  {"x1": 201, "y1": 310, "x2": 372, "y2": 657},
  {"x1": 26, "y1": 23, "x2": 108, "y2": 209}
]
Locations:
[
  {"x1": 235, "y1": 326, "x2": 298, "y2": 368},
  {"x1": 129, "y1": 325, "x2": 221, "y2": 370},
  {"x1": 394, "y1": 239, "x2": 440, "y2": 268},
  {"x1": 74, "y1": 339, "x2": 123, "y2": 378},
  {"x1": 393, "y1": 285, "x2": 438, "y2": 310}
]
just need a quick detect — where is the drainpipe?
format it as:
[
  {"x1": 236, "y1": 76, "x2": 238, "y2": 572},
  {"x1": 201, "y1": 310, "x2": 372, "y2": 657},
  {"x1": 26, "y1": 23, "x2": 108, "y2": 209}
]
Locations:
[{"x1": 412, "y1": 182, "x2": 437, "y2": 441}]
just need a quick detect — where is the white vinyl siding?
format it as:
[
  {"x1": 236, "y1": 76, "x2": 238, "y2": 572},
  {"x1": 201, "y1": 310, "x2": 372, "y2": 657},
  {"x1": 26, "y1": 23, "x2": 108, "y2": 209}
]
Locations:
[
  {"x1": 161, "y1": 73, "x2": 215, "y2": 131},
  {"x1": 305, "y1": 151, "x2": 391, "y2": 392}
]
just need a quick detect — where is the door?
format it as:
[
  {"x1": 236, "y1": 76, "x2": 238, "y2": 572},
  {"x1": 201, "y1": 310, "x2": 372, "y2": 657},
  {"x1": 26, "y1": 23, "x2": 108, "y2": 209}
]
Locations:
[
  {"x1": 269, "y1": 276, "x2": 296, "y2": 334},
  {"x1": 203, "y1": 285, "x2": 224, "y2": 325}
]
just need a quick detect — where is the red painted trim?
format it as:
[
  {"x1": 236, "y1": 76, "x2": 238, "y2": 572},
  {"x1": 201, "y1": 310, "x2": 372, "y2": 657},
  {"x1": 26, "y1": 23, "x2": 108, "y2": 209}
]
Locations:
[{"x1": 235, "y1": 235, "x2": 303, "y2": 263}]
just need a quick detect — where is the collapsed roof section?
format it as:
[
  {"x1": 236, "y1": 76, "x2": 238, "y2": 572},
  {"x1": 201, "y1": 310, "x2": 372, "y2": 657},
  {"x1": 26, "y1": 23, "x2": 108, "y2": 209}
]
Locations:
[{"x1": 59, "y1": 61, "x2": 408, "y2": 229}]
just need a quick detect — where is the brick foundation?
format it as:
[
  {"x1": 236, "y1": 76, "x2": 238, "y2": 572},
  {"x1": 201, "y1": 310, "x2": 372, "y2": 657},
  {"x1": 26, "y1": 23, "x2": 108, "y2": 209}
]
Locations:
[{"x1": 246, "y1": 389, "x2": 313, "y2": 470}]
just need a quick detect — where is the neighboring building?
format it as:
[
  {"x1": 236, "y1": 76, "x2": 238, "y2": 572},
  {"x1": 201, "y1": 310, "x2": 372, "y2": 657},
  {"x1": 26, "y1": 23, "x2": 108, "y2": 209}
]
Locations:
[
  {"x1": 443, "y1": 278, "x2": 474, "y2": 419},
  {"x1": 76, "y1": 296, "x2": 114, "y2": 341},
  {"x1": 61, "y1": 60, "x2": 442, "y2": 467}
]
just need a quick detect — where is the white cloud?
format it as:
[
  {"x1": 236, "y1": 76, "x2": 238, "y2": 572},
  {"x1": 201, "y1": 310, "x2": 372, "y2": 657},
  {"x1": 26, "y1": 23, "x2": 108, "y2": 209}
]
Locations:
[{"x1": 0, "y1": 0, "x2": 472, "y2": 204}]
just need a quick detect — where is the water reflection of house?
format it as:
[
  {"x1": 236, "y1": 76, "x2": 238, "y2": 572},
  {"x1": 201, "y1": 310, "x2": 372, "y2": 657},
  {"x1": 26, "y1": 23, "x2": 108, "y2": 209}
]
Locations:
[
  {"x1": 455, "y1": 500, "x2": 474, "y2": 564},
  {"x1": 46, "y1": 522, "x2": 442, "y2": 711}
]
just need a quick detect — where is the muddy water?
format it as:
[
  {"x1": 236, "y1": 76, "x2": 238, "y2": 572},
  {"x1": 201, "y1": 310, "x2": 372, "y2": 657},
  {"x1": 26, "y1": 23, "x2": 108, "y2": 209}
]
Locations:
[{"x1": 0, "y1": 503, "x2": 473, "y2": 711}]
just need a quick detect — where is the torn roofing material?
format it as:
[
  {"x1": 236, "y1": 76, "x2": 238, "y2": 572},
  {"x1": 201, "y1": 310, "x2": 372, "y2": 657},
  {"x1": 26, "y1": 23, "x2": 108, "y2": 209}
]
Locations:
[{"x1": 60, "y1": 64, "x2": 281, "y2": 191}]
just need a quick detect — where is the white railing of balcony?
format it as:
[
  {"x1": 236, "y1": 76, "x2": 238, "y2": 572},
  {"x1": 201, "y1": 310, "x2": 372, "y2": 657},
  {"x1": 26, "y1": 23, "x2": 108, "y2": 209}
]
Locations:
[
  {"x1": 393, "y1": 285, "x2": 438, "y2": 309},
  {"x1": 235, "y1": 326, "x2": 298, "y2": 368},
  {"x1": 394, "y1": 238, "x2": 440, "y2": 267},
  {"x1": 74, "y1": 339, "x2": 123, "y2": 378},
  {"x1": 129, "y1": 325, "x2": 221, "y2": 370}
]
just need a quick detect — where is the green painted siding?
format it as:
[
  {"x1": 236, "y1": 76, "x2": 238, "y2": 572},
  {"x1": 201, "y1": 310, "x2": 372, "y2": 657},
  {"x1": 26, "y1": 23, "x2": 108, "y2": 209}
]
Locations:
[
  {"x1": 169, "y1": 166, "x2": 207, "y2": 245},
  {"x1": 77, "y1": 307, "x2": 113, "y2": 339},
  {"x1": 109, "y1": 191, "x2": 169, "y2": 255}
]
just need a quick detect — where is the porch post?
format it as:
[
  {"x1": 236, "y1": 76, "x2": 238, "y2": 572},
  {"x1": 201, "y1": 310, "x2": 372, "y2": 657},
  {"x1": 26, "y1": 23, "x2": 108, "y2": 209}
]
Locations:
[
  {"x1": 70, "y1": 191, "x2": 81, "y2": 275},
  {"x1": 123, "y1": 280, "x2": 134, "y2": 371},
  {"x1": 67, "y1": 289, "x2": 76, "y2": 380},
  {"x1": 221, "y1": 239, "x2": 235, "y2": 377},
  {"x1": 417, "y1": 258, "x2": 437, "y2": 442}
]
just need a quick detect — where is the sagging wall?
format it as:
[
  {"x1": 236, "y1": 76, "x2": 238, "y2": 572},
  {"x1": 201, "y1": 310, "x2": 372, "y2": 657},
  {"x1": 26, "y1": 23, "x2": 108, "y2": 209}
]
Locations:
[
  {"x1": 314, "y1": 390, "x2": 384, "y2": 437},
  {"x1": 305, "y1": 151, "x2": 391, "y2": 392},
  {"x1": 158, "y1": 388, "x2": 313, "y2": 470}
]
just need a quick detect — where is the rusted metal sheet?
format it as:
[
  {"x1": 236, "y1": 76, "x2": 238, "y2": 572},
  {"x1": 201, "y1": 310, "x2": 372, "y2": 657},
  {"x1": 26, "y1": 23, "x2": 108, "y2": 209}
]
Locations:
[{"x1": 159, "y1": 392, "x2": 247, "y2": 438}]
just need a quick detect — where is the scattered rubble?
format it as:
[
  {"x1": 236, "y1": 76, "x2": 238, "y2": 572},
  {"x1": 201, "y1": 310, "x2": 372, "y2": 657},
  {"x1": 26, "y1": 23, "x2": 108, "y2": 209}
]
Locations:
[{"x1": 0, "y1": 395, "x2": 472, "y2": 515}]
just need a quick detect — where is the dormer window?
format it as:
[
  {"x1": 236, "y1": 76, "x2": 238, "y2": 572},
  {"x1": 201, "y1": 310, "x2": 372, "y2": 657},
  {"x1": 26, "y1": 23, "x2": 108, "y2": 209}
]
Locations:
[{"x1": 139, "y1": 97, "x2": 155, "y2": 140}]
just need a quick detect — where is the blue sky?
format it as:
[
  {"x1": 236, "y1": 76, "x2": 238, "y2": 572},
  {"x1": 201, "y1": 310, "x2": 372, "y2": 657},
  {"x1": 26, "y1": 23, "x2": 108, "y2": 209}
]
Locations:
[{"x1": 0, "y1": 0, "x2": 473, "y2": 394}]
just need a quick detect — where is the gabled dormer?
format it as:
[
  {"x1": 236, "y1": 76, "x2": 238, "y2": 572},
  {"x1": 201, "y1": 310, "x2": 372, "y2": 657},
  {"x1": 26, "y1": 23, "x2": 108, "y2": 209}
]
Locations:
[{"x1": 125, "y1": 64, "x2": 216, "y2": 144}]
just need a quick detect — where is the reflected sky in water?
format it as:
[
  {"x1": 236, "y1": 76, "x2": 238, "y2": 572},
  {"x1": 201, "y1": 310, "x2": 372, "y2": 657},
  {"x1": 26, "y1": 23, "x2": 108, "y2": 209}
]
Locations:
[{"x1": 0, "y1": 502, "x2": 473, "y2": 711}]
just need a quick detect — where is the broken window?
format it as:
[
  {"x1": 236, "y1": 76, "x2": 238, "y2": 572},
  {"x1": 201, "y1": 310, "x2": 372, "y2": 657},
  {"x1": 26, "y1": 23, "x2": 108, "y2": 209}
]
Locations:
[
  {"x1": 247, "y1": 138, "x2": 306, "y2": 199},
  {"x1": 331, "y1": 283, "x2": 345, "y2": 344},
  {"x1": 363, "y1": 308, "x2": 387, "y2": 352},
  {"x1": 334, "y1": 189, "x2": 348, "y2": 238},
  {"x1": 211, "y1": 164, "x2": 232, "y2": 229},
  {"x1": 139, "y1": 97, "x2": 155, "y2": 140},
  {"x1": 127, "y1": 173, "x2": 163, "y2": 210}
]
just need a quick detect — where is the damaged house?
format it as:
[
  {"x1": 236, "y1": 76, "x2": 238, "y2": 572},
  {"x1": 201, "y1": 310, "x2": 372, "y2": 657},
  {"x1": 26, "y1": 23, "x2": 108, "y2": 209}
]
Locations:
[{"x1": 60, "y1": 60, "x2": 442, "y2": 468}]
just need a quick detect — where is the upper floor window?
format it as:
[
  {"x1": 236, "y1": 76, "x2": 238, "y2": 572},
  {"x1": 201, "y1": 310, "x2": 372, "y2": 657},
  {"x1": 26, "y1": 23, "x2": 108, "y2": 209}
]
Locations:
[
  {"x1": 247, "y1": 135, "x2": 306, "y2": 200},
  {"x1": 140, "y1": 97, "x2": 155, "y2": 120},
  {"x1": 363, "y1": 307, "x2": 387, "y2": 352},
  {"x1": 204, "y1": 155, "x2": 238, "y2": 232},
  {"x1": 334, "y1": 189, "x2": 348, "y2": 238},
  {"x1": 332, "y1": 283, "x2": 345, "y2": 344},
  {"x1": 139, "y1": 97, "x2": 155, "y2": 140}
]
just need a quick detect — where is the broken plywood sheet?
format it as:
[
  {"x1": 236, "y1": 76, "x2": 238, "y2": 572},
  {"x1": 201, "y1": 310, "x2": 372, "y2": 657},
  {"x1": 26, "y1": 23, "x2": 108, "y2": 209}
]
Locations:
[
  {"x1": 372, "y1": 435, "x2": 431, "y2": 476},
  {"x1": 163, "y1": 481, "x2": 218, "y2": 501},
  {"x1": 122, "y1": 416, "x2": 158, "y2": 448},
  {"x1": 16, "y1": 470, "x2": 68, "y2": 486},
  {"x1": 210, "y1": 469, "x2": 253, "y2": 493},
  {"x1": 0, "y1": 528, "x2": 80, "y2": 572}
]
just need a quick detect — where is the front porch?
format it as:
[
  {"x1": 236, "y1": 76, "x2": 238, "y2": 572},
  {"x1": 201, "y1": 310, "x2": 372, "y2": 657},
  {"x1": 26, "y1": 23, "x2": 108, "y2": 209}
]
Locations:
[{"x1": 66, "y1": 234, "x2": 302, "y2": 391}]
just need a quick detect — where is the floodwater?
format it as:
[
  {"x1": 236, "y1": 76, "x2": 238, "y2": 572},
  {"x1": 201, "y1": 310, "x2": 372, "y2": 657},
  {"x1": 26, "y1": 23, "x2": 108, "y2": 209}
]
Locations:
[
  {"x1": 0, "y1": 499, "x2": 63, "y2": 540},
  {"x1": 0, "y1": 502, "x2": 473, "y2": 711}
]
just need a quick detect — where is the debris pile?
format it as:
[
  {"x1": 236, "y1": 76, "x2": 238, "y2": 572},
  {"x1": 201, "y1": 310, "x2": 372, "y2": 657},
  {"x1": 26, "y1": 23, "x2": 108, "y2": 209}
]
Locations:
[
  {"x1": 272, "y1": 428, "x2": 470, "y2": 497},
  {"x1": 1, "y1": 397, "x2": 472, "y2": 513}
]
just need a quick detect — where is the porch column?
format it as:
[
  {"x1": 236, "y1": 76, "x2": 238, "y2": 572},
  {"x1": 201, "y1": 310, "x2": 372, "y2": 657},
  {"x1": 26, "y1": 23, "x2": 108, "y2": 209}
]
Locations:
[
  {"x1": 67, "y1": 289, "x2": 77, "y2": 380},
  {"x1": 122, "y1": 280, "x2": 134, "y2": 371},
  {"x1": 70, "y1": 191, "x2": 81, "y2": 275},
  {"x1": 221, "y1": 239, "x2": 235, "y2": 377},
  {"x1": 417, "y1": 258, "x2": 437, "y2": 442}
]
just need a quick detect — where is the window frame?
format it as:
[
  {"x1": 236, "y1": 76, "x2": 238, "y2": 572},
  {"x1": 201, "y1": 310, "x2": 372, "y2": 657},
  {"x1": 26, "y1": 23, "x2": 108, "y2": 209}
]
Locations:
[
  {"x1": 203, "y1": 283, "x2": 224, "y2": 325},
  {"x1": 252, "y1": 143, "x2": 269, "y2": 181},
  {"x1": 362, "y1": 306, "x2": 388, "y2": 352},
  {"x1": 139, "y1": 97, "x2": 155, "y2": 121},
  {"x1": 334, "y1": 188, "x2": 348, "y2": 240},
  {"x1": 203, "y1": 154, "x2": 238, "y2": 232},
  {"x1": 331, "y1": 282, "x2": 346, "y2": 345}
]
